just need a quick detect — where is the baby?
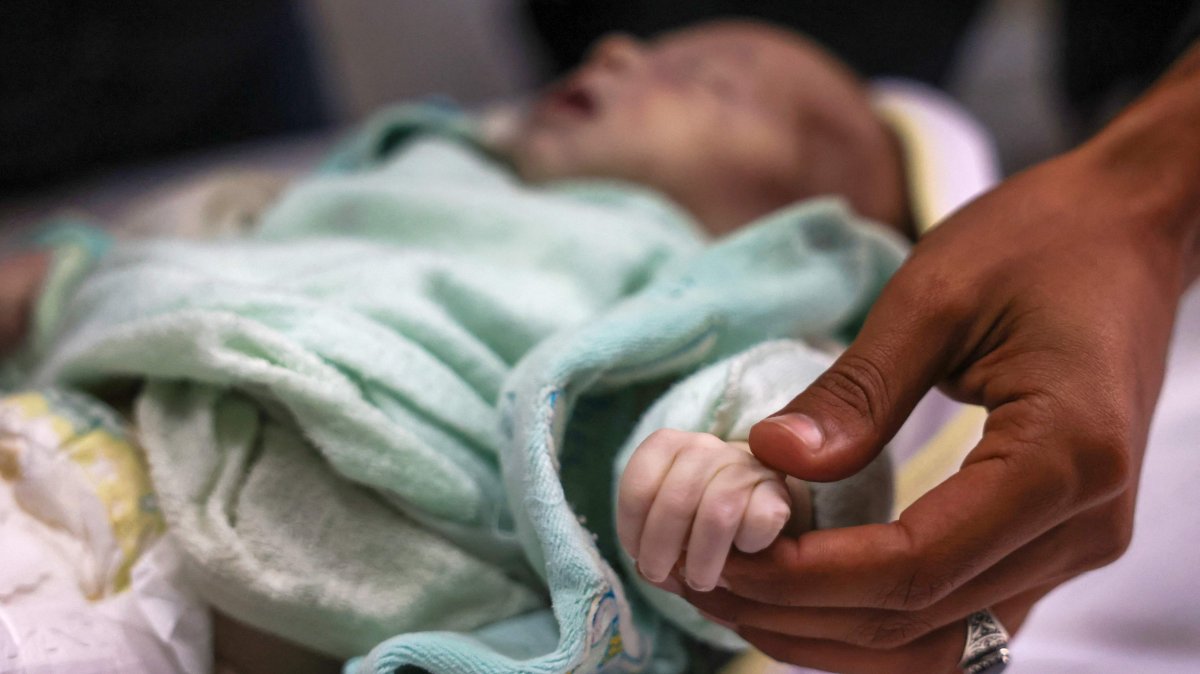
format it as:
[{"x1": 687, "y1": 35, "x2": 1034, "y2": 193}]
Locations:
[
  {"x1": 505, "y1": 20, "x2": 910, "y2": 237},
  {"x1": 0, "y1": 19, "x2": 907, "y2": 670},
  {"x1": 504, "y1": 20, "x2": 909, "y2": 594}
]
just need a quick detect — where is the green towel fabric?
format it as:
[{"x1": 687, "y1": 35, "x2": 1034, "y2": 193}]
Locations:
[{"x1": 21, "y1": 104, "x2": 907, "y2": 671}]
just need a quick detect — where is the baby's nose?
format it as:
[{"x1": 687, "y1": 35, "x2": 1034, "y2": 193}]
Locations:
[{"x1": 589, "y1": 33, "x2": 646, "y2": 72}]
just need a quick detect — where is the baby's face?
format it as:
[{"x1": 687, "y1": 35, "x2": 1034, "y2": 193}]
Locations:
[{"x1": 512, "y1": 23, "x2": 818, "y2": 204}]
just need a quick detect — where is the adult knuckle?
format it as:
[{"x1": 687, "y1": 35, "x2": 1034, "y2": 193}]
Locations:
[
  {"x1": 891, "y1": 264, "x2": 974, "y2": 326},
  {"x1": 876, "y1": 571, "x2": 923, "y2": 611},
  {"x1": 1080, "y1": 530, "x2": 1132, "y2": 570},
  {"x1": 1074, "y1": 503, "x2": 1135, "y2": 570},
  {"x1": 1074, "y1": 433, "x2": 1133, "y2": 502},
  {"x1": 815, "y1": 353, "x2": 891, "y2": 427},
  {"x1": 997, "y1": 420, "x2": 1115, "y2": 517},
  {"x1": 1024, "y1": 392, "x2": 1133, "y2": 504},
  {"x1": 880, "y1": 562, "x2": 959, "y2": 612},
  {"x1": 1005, "y1": 450, "x2": 1075, "y2": 516},
  {"x1": 883, "y1": 265, "x2": 934, "y2": 304},
  {"x1": 901, "y1": 577, "x2": 947, "y2": 612},
  {"x1": 866, "y1": 532, "x2": 930, "y2": 611}
]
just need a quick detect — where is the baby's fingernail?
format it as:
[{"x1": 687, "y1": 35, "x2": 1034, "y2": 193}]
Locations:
[
  {"x1": 716, "y1": 575, "x2": 731, "y2": 589},
  {"x1": 638, "y1": 563, "x2": 666, "y2": 583},
  {"x1": 686, "y1": 577, "x2": 715, "y2": 593},
  {"x1": 767, "y1": 413, "x2": 824, "y2": 453}
]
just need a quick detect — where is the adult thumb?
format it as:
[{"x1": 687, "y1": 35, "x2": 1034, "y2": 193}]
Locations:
[{"x1": 749, "y1": 291, "x2": 959, "y2": 482}]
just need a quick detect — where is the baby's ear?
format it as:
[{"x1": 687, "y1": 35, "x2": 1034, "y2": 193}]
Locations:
[{"x1": 781, "y1": 475, "x2": 814, "y2": 536}]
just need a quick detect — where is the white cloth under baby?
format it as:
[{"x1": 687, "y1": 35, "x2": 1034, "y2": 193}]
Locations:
[
  {"x1": 0, "y1": 485, "x2": 211, "y2": 674},
  {"x1": 0, "y1": 390, "x2": 211, "y2": 674}
]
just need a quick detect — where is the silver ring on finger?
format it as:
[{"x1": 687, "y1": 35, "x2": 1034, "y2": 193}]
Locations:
[{"x1": 958, "y1": 608, "x2": 1011, "y2": 674}]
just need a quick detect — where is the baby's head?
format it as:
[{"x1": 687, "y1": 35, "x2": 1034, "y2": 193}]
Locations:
[{"x1": 509, "y1": 21, "x2": 908, "y2": 235}]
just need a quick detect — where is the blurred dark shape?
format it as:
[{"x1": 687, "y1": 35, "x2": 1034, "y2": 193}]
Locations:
[
  {"x1": 526, "y1": 0, "x2": 1199, "y2": 125},
  {"x1": 527, "y1": 0, "x2": 987, "y2": 86},
  {"x1": 1063, "y1": 0, "x2": 1199, "y2": 128},
  {"x1": 0, "y1": 0, "x2": 328, "y2": 196}
]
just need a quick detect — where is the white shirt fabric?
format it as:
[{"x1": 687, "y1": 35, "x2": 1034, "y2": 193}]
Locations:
[{"x1": 1007, "y1": 285, "x2": 1200, "y2": 673}]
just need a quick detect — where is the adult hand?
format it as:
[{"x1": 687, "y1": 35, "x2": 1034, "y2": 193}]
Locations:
[{"x1": 677, "y1": 45, "x2": 1200, "y2": 672}]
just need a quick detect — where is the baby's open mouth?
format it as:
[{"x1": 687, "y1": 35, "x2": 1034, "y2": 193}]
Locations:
[{"x1": 538, "y1": 80, "x2": 598, "y2": 121}]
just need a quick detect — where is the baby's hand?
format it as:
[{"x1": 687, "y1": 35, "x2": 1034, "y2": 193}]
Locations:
[{"x1": 617, "y1": 429, "x2": 806, "y2": 593}]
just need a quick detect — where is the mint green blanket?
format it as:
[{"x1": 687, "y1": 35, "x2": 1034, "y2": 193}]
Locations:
[{"x1": 23, "y1": 106, "x2": 906, "y2": 672}]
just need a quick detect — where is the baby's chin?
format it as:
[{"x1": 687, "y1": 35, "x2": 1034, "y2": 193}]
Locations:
[
  {"x1": 506, "y1": 130, "x2": 600, "y2": 183},
  {"x1": 508, "y1": 129, "x2": 574, "y2": 184},
  {"x1": 508, "y1": 122, "x2": 627, "y2": 185}
]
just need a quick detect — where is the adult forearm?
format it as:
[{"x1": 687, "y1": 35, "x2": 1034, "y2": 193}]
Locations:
[{"x1": 1086, "y1": 40, "x2": 1200, "y2": 286}]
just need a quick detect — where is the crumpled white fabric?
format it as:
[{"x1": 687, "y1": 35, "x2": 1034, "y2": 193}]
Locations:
[{"x1": 0, "y1": 473, "x2": 210, "y2": 674}]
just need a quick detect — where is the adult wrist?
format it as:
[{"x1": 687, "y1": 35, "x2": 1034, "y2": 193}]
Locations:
[{"x1": 1085, "y1": 42, "x2": 1200, "y2": 286}]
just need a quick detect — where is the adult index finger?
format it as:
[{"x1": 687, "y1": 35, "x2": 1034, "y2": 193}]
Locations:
[{"x1": 716, "y1": 407, "x2": 1127, "y2": 610}]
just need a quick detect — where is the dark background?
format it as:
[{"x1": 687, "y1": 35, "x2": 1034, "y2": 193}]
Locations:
[{"x1": 0, "y1": 0, "x2": 328, "y2": 195}]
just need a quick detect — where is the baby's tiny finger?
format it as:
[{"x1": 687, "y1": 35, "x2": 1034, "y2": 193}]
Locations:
[
  {"x1": 734, "y1": 479, "x2": 791, "y2": 553},
  {"x1": 684, "y1": 466, "x2": 757, "y2": 592},
  {"x1": 637, "y1": 446, "x2": 719, "y2": 582},
  {"x1": 617, "y1": 430, "x2": 686, "y2": 559}
]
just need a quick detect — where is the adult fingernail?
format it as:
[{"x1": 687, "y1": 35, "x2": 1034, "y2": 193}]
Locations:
[{"x1": 766, "y1": 413, "x2": 824, "y2": 453}]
